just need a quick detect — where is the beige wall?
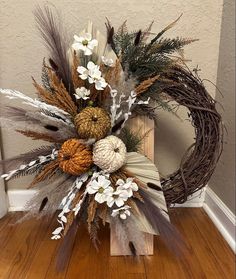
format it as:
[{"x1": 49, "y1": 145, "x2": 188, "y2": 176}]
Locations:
[
  {"x1": 208, "y1": 0, "x2": 235, "y2": 214},
  {"x1": 0, "y1": 0, "x2": 223, "y2": 189}
]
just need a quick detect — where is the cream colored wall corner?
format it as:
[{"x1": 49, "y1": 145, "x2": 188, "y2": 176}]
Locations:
[
  {"x1": 0, "y1": 0, "x2": 223, "y2": 190},
  {"x1": 208, "y1": 0, "x2": 236, "y2": 215},
  {"x1": 0, "y1": 140, "x2": 8, "y2": 217}
]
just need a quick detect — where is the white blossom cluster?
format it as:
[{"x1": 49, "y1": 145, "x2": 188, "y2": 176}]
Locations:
[
  {"x1": 77, "y1": 61, "x2": 108, "y2": 91},
  {"x1": 86, "y1": 175, "x2": 138, "y2": 220},
  {"x1": 51, "y1": 172, "x2": 90, "y2": 239},
  {"x1": 110, "y1": 88, "x2": 150, "y2": 132},
  {"x1": 72, "y1": 33, "x2": 114, "y2": 94},
  {"x1": 1, "y1": 148, "x2": 58, "y2": 181}
]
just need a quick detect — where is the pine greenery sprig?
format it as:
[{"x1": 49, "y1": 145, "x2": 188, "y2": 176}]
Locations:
[
  {"x1": 119, "y1": 127, "x2": 144, "y2": 152},
  {"x1": 106, "y1": 17, "x2": 197, "y2": 114}
]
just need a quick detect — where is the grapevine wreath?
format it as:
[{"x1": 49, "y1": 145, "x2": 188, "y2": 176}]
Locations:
[{"x1": 0, "y1": 6, "x2": 223, "y2": 267}]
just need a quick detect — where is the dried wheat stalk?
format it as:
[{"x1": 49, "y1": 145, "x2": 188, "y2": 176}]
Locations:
[
  {"x1": 16, "y1": 129, "x2": 64, "y2": 143},
  {"x1": 33, "y1": 67, "x2": 78, "y2": 116},
  {"x1": 135, "y1": 75, "x2": 159, "y2": 95},
  {"x1": 30, "y1": 160, "x2": 59, "y2": 187}
]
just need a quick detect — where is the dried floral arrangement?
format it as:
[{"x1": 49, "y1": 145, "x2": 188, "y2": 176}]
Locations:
[{"x1": 0, "y1": 5, "x2": 223, "y2": 267}]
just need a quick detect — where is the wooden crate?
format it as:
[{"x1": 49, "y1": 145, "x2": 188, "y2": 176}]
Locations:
[{"x1": 110, "y1": 116, "x2": 154, "y2": 255}]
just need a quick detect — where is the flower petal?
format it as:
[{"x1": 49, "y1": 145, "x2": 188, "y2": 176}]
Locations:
[
  {"x1": 95, "y1": 193, "x2": 106, "y2": 204},
  {"x1": 115, "y1": 198, "x2": 125, "y2": 207}
]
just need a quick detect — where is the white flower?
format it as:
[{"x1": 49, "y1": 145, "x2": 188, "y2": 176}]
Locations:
[
  {"x1": 87, "y1": 175, "x2": 113, "y2": 204},
  {"x1": 116, "y1": 178, "x2": 138, "y2": 197},
  {"x1": 77, "y1": 61, "x2": 107, "y2": 90},
  {"x1": 72, "y1": 33, "x2": 98, "y2": 56},
  {"x1": 107, "y1": 188, "x2": 129, "y2": 208},
  {"x1": 51, "y1": 226, "x2": 63, "y2": 239},
  {"x1": 74, "y1": 87, "x2": 90, "y2": 100},
  {"x1": 101, "y1": 56, "x2": 114, "y2": 67},
  {"x1": 51, "y1": 235, "x2": 61, "y2": 240},
  {"x1": 111, "y1": 205, "x2": 131, "y2": 220}
]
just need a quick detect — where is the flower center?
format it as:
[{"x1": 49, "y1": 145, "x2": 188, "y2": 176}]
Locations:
[
  {"x1": 98, "y1": 187, "x2": 104, "y2": 193},
  {"x1": 82, "y1": 39, "x2": 89, "y2": 46},
  {"x1": 114, "y1": 148, "x2": 119, "y2": 153}
]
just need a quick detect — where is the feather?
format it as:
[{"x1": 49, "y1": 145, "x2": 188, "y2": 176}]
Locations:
[
  {"x1": 18, "y1": 175, "x2": 74, "y2": 222},
  {"x1": 0, "y1": 88, "x2": 72, "y2": 125},
  {"x1": 39, "y1": 197, "x2": 48, "y2": 212},
  {"x1": 44, "y1": 124, "x2": 59, "y2": 131},
  {"x1": 0, "y1": 106, "x2": 76, "y2": 142},
  {"x1": 129, "y1": 241, "x2": 137, "y2": 256},
  {"x1": 147, "y1": 182, "x2": 163, "y2": 191},
  {"x1": 56, "y1": 218, "x2": 78, "y2": 272},
  {"x1": 105, "y1": 18, "x2": 115, "y2": 49},
  {"x1": 48, "y1": 58, "x2": 59, "y2": 72},
  {"x1": 110, "y1": 216, "x2": 146, "y2": 255},
  {"x1": 34, "y1": 5, "x2": 75, "y2": 100},
  {"x1": 136, "y1": 187, "x2": 189, "y2": 257}
]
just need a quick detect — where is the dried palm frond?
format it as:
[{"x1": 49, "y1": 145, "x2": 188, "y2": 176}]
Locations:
[
  {"x1": 34, "y1": 5, "x2": 75, "y2": 99},
  {"x1": 56, "y1": 216, "x2": 79, "y2": 272},
  {"x1": 99, "y1": 204, "x2": 108, "y2": 226}
]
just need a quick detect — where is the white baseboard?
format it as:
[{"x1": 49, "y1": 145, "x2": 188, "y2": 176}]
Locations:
[
  {"x1": 203, "y1": 187, "x2": 236, "y2": 253},
  {"x1": 8, "y1": 189, "x2": 37, "y2": 211},
  {"x1": 170, "y1": 187, "x2": 206, "y2": 208},
  {"x1": 8, "y1": 186, "x2": 206, "y2": 212}
]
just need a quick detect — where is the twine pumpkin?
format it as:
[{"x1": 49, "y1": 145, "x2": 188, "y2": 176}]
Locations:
[
  {"x1": 74, "y1": 107, "x2": 111, "y2": 140},
  {"x1": 93, "y1": 135, "x2": 127, "y2": 173},
  {"x1": 58, "y1": 138, "x2": 93, "y2": 176}
]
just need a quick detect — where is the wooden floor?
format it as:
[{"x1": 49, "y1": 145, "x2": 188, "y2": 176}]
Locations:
[{"x1": 0, "y1": 208, "x2": 234, "y2": 279}]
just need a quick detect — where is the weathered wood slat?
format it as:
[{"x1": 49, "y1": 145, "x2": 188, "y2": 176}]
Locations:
[{"x1": 110, "y1": 116, "x2": 155, "y2": 256}]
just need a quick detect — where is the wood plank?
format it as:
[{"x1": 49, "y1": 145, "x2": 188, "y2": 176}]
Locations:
[
  {"x1": 64, "y1": 225, "x2": 91, "y2": 279},
  {"x1": 4, "y1": 217, "x2": 50, "y2": 279},
  {"x1": 191, "y1": 208, "x2": 235, "y2": 278},
  {"x1": 0, "y1": 213, "x2": 34, "y2": 278},
  {"x1": 110, "y1": 115, "x2": 154, "y2": 256},
  {"x1": 170, "y1": 208, "x2": 230, "y2": 279},
  {"x1": 0, "y1": 208, "x2": 235, "y2": 279},
  {"x1": 24, "y1": 215, "x2": 59, "y2": 279}
]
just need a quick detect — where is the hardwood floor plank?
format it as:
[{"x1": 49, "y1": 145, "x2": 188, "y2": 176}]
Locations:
[
  {"x1": 191, "y1": 208, "x2": 235, "y2": 278},
  {"x1": 171, "y1": 208, "x2": 233, "y2": 279},
  {"x1": 85, "y1": 224, "x2": 110, "y2": 279},
  {"x1": 24, "y1": 215, "x2": 59, "y2": 279},
  {"x1": 4, "y1": 217, "x2": 50, "y2": 279},
  {"x1": 0, "y1": 213, "x2": 36, "y2": 278},
  {"x1": 0, "y1": 208, "x2": 234, "y2": 279},
  {"x1": 64, "y1": 225, "x2": 92, "y2": 279},
  {"x1": 144, "y1": 237, "x2": 191, "y2": 279}
]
